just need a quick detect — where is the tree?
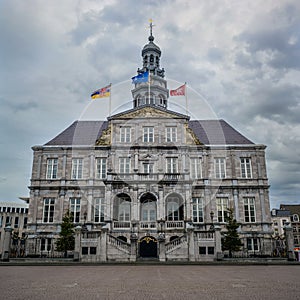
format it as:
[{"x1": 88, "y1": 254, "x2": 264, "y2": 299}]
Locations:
[
  {"x1": 55, "y1": 211, "x2": 75, "y2": 257},
  {"x1": 222, "y1": 208, "x2": 243, "y2": 258}
]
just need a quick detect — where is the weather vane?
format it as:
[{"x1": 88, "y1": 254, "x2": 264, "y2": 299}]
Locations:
[{"x1": 149, "y1": 18, "x2": 155, "y2": 36}]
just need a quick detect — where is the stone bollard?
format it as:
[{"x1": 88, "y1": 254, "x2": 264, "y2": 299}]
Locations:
[
  {"x1": 2, "y1": 224, "x2": 13, "y2": 261},
  {"x1": 284, "y1": 224, "x2": 295, "y2": 261}
]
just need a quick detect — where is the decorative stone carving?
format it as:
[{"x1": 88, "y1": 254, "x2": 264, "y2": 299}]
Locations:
[{"x1": 95, "y1": 125, "x2": 111, "y2": 145}]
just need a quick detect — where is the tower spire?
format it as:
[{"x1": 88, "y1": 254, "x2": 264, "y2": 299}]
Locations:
[
  {"x1": 149, "y1": 18, "x2": 155, "y2": 37},
  {"x1": 131, "y1": 20, "x2": 169, "y2": 109}
]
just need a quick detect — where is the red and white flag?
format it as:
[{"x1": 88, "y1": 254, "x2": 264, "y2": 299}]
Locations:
[{"x1": 170, "y1": 84, "x2": 186, "y2": 96}]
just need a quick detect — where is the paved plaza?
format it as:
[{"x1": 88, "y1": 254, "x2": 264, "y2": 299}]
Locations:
[{"x1": 1, "y1": 264, "x2": 299, "y2": 300}]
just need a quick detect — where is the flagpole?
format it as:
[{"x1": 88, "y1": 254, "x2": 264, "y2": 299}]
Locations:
[
  {"x1": 185, "y1": 82, "x2": 188, "y2": 115},
  {"x1": 109, "y1": 83, "x2": 112, "y2": 117}
]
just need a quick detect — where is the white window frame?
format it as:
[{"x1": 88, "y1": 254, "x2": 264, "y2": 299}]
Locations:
[
  {"x1": 190, "y1": 157, "x2": 202, "y2": 179},
  {"x1": 166, "y1": 126, "x2": 177, "y2": 142},
  {"x1": 96, "y1": 158, "x2": 107, "y2": 179},
  {"x1": 120, "y1": 127, "x2": 131, "y2": 143},
  {"x1": 215, "y1": 157, "x2": 226, "y2": 179},
  {"x1": 241, "y1": 158, "x2": 252, "y2": 178},
  {"x1": 166, "y1": 157, "x2": 178, "y2": 173},
  {"x1": 94, "y1": 198, "x2": 105, "y2": 223},
  {"x1": 70, "y1": 198, "x2": 81, "y2": 223},
  {"x1": 192, "y1": 198, "x2": 204, "y2": 223},
  {"x1": 244, "y1": 197, "x2": 256, "y2": 223},
  {"x1": 119, "y1": 157, "x2": 130, "y2": 174},
  {"x1": 143, "y1": 127, "x2": 154, "y2": 143},
  {"x1": 217, "y1": 198, "x2": 229, "y2": 223},
  {"x1": 247, "y1": 238, "x2": 259, "y2": 251},
  {"x1": 72, "y1": 158, "x2": 83, "y2": 179},
  {"x1": 43, "y1": 198, "x2": 55, "y2": 223},
  {"x1": 46, "y1": 158, "x2": 58, "y2": 179},
  {"x1": 143, "y1": 163, "x2": 153, "y2": 174}
]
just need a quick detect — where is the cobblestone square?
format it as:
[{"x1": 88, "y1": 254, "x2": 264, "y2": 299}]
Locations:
[{"x1": 1, "y1": 265, "x2": 300, "y2": 300}]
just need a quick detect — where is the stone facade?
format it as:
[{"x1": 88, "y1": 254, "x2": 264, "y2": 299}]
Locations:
[
  {"x1": 26, "y1": 30, "x2": 273, "y2": 261},
  {"x1": 0, "y1": 199, "x2": 29, "y2": 258}
]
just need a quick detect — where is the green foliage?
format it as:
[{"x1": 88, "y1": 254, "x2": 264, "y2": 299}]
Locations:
[
  {"x1": 222, "y1": 208, "x2": 243, "y2": 257},
  {"x1": 55, "y1": 211, "x2": 75, "y2": 255}
]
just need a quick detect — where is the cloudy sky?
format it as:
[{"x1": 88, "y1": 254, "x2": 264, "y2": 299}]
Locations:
[{"x1": 1, "y1": 0, "x2": 299, "y2": 208}]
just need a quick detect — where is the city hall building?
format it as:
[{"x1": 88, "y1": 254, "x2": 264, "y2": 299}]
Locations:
[{"x1": 26, "y1": 29, "x2": 273, "y2": 261}]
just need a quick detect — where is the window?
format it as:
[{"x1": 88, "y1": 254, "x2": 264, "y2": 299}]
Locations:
[
  {"x1": 96, "y1": 158, "x2": 107, "y2": 179},
  {"x1": 40, "y1": 238, "x2": 52, "y2": 252},
  {"x1": 72, "y1": 158, "x2": 83, "y2": 179},
  {"x1": 5, "y1": 216, "x2": 11, "y2": 226},
  {"x1": 141, "y1": 200, "x2": 156, "y2": 222},
  {"x1": 0, "y1": 216, "x2": 2, "y2": 227},
  {"x1": 247, "y1": 238, "x2": 259, "y2": 251},
  {"x1": 166, "y1": 127, "x2": 177, "y2": 142},
  {"x1": 190, "y1": 158, "x2": 202, "y2": 179},
  {"x1": 215, "y1": 158, "x2": 226, "y2": 179},
  {"x1": 244, "y1": 197, "x2": 256, "y2": 223},
  {"x1": 241, "y1": 158, "x2": 252, "y2": 178},
  {"x1": 166, "y1": 157, "x2": 178, "y2": 173},
  {"x1": 70, "y1": 198, "x2": 81, "y2": 223},
  {"x1": 14, "y1": 216, "x2": 19, "y2": 228},
  {"x1": 208, "y1": 247, "x2": 214, "y2": 255},
  {"x1": 43, "y1": 198, "x2": 55, "y2": 223},
  {"x1": 114, "y1": 195, "x2": 131, "y2": 222},
  {"x1": 120, "y1": 127, "x2": 131, "y2": 143},
  {"x1": 94, "y1": 198, "x2": 105, "y2": 223},
  {"x1": 217, "y1": 198, "x2": 229, "y2": 222},
  {"x1": 166, "y1": 196, "x2": 183, "y2": 221},
  {"x1": 143, "y1": 127, "x2": 154, "y2": 142},
  {"x1": 119, "y1": 157, "x2": 130, "y2": 175},
  {"x1": 90, "y1": 247, "x2": 97, "y2": 255},
  {"x1": 46, "y1": 158, "x2": 58, "y2": 179},
  {"x1": 82, "y1": 247, "x2": 88, "y2": 255},
  {"x1": 192, "y1": 198, "x2": 204, "y2": 223},
  {"x1": 199, "y1": 247, "x2": 206, "y2": 255},
  {"x1": 143, "y1": 163, "x2": 153, "y2": 174},
  {"x1": 293, "y1": 214, "x2": 299, "y2": 222},
  {"x1": 24, "y1": 217, "x2": 27, "y2": 228}
]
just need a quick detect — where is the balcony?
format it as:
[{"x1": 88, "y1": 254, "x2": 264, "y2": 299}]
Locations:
[
  {"x1": 113, "y1": 221, "x2": 131, "y2": 229},
  {"x1": 165, "y1": 221, "x2": 184, "y2": 229},
  {"x1": 140, "y1": 222, "x2": 157, "y2": 229}
]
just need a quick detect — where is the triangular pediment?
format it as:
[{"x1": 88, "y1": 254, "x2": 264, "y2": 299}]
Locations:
[{"x1": 109, "y1": 106, "x2": 189, "y2": 120}]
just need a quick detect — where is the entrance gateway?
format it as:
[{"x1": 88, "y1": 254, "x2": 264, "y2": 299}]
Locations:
[{"x1": 139, "y1": 236, "x2": 158, "y2": 258}]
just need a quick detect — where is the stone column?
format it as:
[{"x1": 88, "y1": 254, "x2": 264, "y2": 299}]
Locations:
[
  {"x1": 73, "y1": 226, "x2": 81, "y2": 261},
  {"x1": 188, "y1": 228, "x2": 195, "y2": 261},
  {"x1": 284, "y1": 225, "x2": 295, "y2": 261},
  {"x1": 130, "y1": 233, "x2": 138, "y2": 262},
  {"x1": 100, "y1": 228, "x2": 108, "y2": 262},
  {"x1": 158, "y1": 233, "x2": 166, "y2": 262},
  {"x1": 214, "y1": 225, "x2": 223, "y2": 260},
  {"x1": 2, "y1": 225, "x2": 13, "y2": 261}
]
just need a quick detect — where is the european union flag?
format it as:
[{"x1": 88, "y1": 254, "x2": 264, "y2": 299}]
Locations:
[{"x1": 131, "y1": 71, "x2": 149, "y2": 84}]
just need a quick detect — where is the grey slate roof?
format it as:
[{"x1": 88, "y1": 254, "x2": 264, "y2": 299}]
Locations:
[
  {"x1": 45, "y1": 121, "x2": 107, "y2": 146},
  {"x1": 280, "y1": 205, "x2": 300, "y2": 216},
  {"x1": 45, "y1": 119, "x2": 253, "y2": 146},
  {"x1": 188, "y1": 120, "x2": 254, "y2": 145}
]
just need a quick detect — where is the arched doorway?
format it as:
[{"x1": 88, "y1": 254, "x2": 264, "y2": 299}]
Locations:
[{"x1": 139, "y1": 236, "x2": 158, "y2": 258}]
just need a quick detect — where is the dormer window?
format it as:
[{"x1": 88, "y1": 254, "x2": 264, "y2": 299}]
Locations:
[{"x1": 293, "y1": 214, "x2": 299, "y2": 222}]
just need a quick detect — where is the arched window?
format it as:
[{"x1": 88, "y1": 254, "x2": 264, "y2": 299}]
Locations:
[
  {"x1": 150, "y1": 54, "x2": 154, "y2": 65},
  {"x1": 140, "y1": 193, "x2": 157, "y2": 222},
  {"x1": 165, "y1": 194, "x2": 184, "y2": 221},
  {"x1": 293, "y1": 214, "x2": 299, "y2": 222},
  {"x1": 113, "y1": 193, "x2": 131, "y2": 222}
]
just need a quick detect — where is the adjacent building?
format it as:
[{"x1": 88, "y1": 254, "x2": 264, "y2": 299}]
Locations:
[
  {"x1": 0, "y1": 199, "x2": 29, "y2": 257},
  {"x1": 26, "y1": 29, "x2": 273, "y2": 261}
]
